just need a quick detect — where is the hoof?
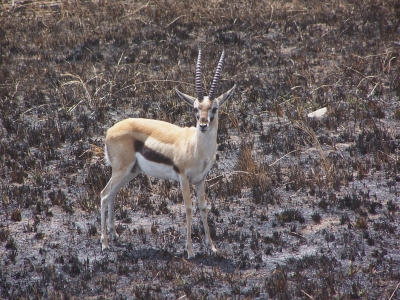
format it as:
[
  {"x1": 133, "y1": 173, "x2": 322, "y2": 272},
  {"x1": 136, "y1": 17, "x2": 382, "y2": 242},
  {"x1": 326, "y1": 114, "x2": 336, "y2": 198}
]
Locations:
[
  {"x1": 101, "y1": 238, "x2": 109, "y2": 251},
  {"x1": 185, "y1": 246, "x2": 195, "y2": 259},
  {"x1": 209, "y1": 242, "x2": 217, "y2": 254},
  {"x1": 111, "y1": 232, "x2": 119, "y2": 241}
]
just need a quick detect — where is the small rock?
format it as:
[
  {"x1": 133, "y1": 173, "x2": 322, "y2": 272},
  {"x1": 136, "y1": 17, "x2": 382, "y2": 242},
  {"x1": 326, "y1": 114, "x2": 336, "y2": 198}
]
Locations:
[{"x1": 307, "y1": 107, "x2": 327, "y2": 119}]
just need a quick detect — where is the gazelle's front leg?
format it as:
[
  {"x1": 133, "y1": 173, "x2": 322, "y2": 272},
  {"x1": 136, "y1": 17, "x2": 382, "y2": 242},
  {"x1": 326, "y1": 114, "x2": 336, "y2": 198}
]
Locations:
[
  {"x1": 195, "y1": 179, "x2": 217, "y2": 254},
  {"x1": 180, "y1": 176, "x2": 195, "y2": 259}
]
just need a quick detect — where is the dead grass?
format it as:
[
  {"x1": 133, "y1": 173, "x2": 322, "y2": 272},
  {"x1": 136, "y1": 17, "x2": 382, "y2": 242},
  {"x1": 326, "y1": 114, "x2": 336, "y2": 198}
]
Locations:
[{"x1": 0, "y1": 0, "x2": 399, "y2": 299}]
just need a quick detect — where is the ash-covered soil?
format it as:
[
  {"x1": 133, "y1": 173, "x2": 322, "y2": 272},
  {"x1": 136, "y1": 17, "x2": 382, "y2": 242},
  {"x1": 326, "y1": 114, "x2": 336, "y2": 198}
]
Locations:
[{"x1": 1, "y1": 0, "x2": 400, "y2": 299}]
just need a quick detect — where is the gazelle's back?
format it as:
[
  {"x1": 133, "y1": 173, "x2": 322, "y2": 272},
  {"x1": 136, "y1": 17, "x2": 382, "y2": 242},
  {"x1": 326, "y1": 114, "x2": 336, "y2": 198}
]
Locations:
[{"x1": 106, "y1": 118, "x2": 192, "y2": 144}]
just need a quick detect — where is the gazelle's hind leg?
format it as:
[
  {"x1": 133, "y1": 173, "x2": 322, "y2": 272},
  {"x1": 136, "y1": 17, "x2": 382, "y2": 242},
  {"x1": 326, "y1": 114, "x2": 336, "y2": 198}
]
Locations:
[{"x1": 100, "y1": 161, "x2": 140, "y2": 250}]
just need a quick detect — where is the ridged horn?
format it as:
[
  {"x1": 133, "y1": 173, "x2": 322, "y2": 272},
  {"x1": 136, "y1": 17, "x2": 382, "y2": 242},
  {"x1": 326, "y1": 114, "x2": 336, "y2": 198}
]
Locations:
[
  {"x1": 196, "y1": 46, "x2": 204, "y2": 101},
  {"x1": 208, "y1": 48, "x2": 225, "y2": 101}
]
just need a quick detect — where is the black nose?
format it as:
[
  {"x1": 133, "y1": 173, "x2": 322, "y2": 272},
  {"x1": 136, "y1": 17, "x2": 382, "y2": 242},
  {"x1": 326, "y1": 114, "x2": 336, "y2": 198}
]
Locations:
[{"x1": 199, "y1": 124, "x2": 207, "y2": 129}]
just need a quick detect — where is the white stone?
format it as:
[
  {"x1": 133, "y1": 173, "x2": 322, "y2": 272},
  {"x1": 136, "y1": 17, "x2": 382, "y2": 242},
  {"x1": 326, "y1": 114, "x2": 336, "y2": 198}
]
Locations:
[{"x1": 307, "y1": 107, "x2": 327, "y2": 119}]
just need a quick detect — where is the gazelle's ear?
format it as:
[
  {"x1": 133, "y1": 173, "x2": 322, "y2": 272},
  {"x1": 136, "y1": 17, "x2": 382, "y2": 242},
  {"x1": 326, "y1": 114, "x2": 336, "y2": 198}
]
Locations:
[
  {"x1": 215, "y1": 84, "x2": 236, "y2": 107},
  {"x1": 175, "y1": 88, "x2": 197, "y2": 106}
]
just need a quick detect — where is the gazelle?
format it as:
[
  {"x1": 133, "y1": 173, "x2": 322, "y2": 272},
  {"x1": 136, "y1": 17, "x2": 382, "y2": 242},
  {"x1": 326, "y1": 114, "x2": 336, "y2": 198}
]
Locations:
[{"x1": 100, "y1": 47, "x2": 236, "y2": 259}]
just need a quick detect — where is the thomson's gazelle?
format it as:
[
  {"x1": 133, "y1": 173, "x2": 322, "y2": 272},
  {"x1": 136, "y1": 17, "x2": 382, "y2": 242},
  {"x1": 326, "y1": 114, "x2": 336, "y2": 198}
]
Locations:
[{"x1": 100, "y1": 47, "x2": 236, "y2": 258}]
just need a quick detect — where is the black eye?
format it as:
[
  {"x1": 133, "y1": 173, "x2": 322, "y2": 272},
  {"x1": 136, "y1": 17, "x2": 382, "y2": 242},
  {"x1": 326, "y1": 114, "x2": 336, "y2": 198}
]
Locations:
[{"x1": 212, "y1": 107, "x2": 217, "y2": 114}]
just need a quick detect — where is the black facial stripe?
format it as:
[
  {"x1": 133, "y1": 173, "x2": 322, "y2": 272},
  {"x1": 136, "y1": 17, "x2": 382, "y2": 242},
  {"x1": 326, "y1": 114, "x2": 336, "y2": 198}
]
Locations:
[
  {"x1": 209, "y1": 108, "x2": 217, "y2": 122},
  {"x1": 134, "y1": 140, "x2": 180, "y2": 174}
]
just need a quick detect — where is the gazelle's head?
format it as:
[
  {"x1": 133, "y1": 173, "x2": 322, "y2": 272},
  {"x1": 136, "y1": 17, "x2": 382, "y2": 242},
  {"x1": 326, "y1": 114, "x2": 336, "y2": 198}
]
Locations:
[{"x1": 175, "y1": 47, "x2": 236, "y2": 133}]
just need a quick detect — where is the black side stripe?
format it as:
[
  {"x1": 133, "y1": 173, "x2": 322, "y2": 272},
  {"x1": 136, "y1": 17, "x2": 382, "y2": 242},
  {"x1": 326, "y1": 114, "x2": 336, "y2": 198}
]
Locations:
[{"x1": 134, "y1": 140, "x2": 180, "y2": 174}]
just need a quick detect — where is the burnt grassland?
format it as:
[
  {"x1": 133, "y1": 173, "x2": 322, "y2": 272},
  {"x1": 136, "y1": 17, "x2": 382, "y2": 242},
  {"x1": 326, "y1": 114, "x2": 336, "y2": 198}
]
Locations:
[{"x1": 1, "y1": 0, "x2": 400, "y2": 299}]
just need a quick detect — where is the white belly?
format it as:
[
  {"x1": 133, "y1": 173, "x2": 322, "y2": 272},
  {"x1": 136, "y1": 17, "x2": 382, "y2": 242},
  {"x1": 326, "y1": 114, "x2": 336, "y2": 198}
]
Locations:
[{"x1": 136, "y1": 153, "x2": 180, "y2": 181}]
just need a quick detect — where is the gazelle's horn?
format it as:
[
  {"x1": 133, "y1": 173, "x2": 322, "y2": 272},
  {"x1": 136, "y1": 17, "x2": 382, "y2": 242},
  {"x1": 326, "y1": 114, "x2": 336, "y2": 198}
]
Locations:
[
  {"x1": 208, "y1": 49, "x2": 225, "y2": 100},
  {"x1": 196, "y1": 46, "x2": 204, "y2": 101}
]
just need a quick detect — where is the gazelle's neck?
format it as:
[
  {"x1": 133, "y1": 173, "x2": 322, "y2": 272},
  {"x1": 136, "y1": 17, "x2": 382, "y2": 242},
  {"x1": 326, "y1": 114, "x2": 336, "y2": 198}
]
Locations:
[{"x1": 194, "y1": 114, "x2": 218, "y2": 158}]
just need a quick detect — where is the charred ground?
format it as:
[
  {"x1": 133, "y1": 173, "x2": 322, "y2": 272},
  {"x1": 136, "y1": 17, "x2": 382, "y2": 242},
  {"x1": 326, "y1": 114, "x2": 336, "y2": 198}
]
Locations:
[{"x1": 0, "y1": 0, "x2": 400, "y2": 299}]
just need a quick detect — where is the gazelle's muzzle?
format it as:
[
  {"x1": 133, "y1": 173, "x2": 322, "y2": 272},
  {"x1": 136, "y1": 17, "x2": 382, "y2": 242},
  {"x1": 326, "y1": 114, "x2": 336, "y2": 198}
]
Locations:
[
  {"x1": 199, "y1": 116, "x2": 209, "y2": 132},
  {"x1": 199, "y1": 124, "x2": 208, "y2": 132}
]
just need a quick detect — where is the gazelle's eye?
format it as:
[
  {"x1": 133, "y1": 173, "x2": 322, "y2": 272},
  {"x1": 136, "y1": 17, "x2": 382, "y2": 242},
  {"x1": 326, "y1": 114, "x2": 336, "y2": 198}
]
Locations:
[
  {"x1": 194, "y1": 109, "x2": 200, "y2": 119},
  {"x1": 212, "y1": 107, "x2": 217, "y2": 114}
]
